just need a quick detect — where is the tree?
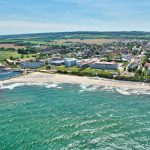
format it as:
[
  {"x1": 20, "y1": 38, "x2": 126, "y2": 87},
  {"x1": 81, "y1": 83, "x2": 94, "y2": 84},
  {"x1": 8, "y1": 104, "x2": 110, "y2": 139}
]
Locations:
[
  {"x1": 21, "y1": 55, "x2": 24, "y2": 59},
  {"x1": 10, "y1": 56, "x2": 14, "y2": 60}
]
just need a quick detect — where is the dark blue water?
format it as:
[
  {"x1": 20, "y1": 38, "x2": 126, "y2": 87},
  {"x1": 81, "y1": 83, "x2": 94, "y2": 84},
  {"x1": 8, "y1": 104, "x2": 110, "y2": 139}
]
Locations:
[{"x1": 0, "y1": 70, "x2": 21, "y2": 80}]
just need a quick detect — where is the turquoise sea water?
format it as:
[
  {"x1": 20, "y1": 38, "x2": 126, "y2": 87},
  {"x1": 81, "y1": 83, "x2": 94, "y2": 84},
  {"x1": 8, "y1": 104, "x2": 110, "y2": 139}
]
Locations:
[
  {"x1": 0, "y1": 83, "x2": 150, "y2": 149},
  {"x1": 0, "y1": 70, "x2": 21, "y2": 80}
]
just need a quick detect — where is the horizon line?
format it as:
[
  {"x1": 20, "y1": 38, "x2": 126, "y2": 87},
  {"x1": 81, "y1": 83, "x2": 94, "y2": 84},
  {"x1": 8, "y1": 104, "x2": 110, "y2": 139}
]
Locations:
[{"x1": 1, "y1": 30, "x2": 150, "y2": 36}]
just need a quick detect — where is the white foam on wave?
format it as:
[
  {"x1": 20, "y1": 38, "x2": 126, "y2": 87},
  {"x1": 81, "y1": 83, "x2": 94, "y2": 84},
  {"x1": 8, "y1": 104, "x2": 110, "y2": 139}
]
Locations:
[
  {"x1": 0, "y1": 82, "x2": 62, "y2": 90},
  {"x1": 79, "y1": 84, "x2": 99, "y2": 92},
  {"x1": 0, "y1": 71, "x2": 12, "y2": 75},
  {"x1": 79, "y1": 84, "x2": 150, "y2": 96},
  {"x1": 100, "y1": 86, "x2": 114, "y2": 92},
  {"x1": 0, "y1": 82, "x2": 150, "y2": 96},
  {"x1": 115, "y1": 88, "x2": 131, "y2": 95},
  {"x1": 45, "y1": 83, "x2": 58, "y2": 88}
]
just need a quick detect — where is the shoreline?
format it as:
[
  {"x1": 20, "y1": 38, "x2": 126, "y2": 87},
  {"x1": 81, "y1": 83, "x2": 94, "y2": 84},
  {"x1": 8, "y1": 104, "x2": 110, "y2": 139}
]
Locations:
[{"x1": 0, "y1": 72, "x2": 150, "y2": 91}]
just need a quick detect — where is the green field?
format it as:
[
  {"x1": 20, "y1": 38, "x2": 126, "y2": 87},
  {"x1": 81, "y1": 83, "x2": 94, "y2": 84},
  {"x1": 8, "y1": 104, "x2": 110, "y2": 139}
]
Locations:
[{"x1": 0, "y1": 51, "x2": 36, "y2": 63}]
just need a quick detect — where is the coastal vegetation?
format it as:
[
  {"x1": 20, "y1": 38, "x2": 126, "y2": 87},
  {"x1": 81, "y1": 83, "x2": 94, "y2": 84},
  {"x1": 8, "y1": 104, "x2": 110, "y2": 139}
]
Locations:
[{"x1": 52, "y1": 66, "x2": 114, "y2": 79}]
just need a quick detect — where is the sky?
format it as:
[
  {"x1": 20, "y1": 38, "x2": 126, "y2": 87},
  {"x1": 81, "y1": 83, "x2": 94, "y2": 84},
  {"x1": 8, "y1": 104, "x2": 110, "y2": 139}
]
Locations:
[{"x1": 0, "y1": 0, "x2": 150, "y2": 35}]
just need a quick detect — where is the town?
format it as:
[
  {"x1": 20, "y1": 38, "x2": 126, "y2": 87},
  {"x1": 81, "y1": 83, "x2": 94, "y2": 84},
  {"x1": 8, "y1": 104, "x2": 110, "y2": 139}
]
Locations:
[{"x1": 0, "y1": 38, "x2": 150, "y2": 82}]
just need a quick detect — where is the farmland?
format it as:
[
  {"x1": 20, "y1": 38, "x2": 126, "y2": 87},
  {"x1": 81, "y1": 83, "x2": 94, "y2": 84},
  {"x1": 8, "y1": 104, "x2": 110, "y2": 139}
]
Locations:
[{"x1": 0, "y1": 44, "x2": 25, "y2": 49}]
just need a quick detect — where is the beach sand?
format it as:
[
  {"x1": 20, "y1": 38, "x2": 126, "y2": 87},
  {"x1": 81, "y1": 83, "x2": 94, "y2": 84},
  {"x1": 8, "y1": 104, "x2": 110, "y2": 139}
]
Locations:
[{"x1": 0, "y1": 72, "x2": 150, "y2": 90}]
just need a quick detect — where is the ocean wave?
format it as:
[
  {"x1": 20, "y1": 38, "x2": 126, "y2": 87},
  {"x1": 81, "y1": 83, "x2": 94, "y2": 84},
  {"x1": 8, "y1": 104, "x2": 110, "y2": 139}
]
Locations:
[
  {"x1": 0, "y1": 82, "x2": 150, "y2": 96},
  {"x1": 115, "y1": 88, "x2": 131, "y2": 95},
  {"x1": 79, "y1": 84, "x2": 99, "y2": 92},
  {"x1": 79, "y1": 84, "x2": 150, "y2": 96},
  {"x1": 115, "y1": 88, "x2": 150, "y2": 96},
  {"x1": 0, "y1": 71, "x2": 12, "y2": 75},
  {"x1": 0, "y1": 82, "x2": 61, "y2": 90}
]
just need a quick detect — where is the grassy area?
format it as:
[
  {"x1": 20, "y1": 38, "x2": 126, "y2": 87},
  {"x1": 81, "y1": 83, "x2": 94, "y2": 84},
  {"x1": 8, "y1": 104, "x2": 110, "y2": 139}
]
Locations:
[
  {"x1": 0, "y1": 51, "x2": 21, "y2": 62},
  {"x1": 36, "y1": 65, "x2": 47, "y2": 71},
  {"x1": 52, "y1": 65, "x2": 116, "y2": 78},
  {"x1": 0, "y1": 51, "x2": 36, "y2": 63}
]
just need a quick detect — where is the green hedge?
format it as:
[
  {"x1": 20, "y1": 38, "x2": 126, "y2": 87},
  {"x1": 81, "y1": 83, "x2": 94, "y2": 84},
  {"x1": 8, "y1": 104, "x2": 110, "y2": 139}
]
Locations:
[{"x1": 56, "y1": 67, "x2": 113, "y2": 79}]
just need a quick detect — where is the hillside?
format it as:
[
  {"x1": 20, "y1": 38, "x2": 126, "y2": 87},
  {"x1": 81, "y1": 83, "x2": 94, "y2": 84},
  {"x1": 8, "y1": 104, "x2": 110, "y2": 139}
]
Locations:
[{"x1": 1, "y1": 31, "x2": 150, "y2": 41}]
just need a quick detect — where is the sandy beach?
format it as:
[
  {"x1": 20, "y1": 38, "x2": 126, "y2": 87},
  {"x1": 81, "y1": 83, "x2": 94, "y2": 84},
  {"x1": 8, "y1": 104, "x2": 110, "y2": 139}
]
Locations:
[{"x1": 0, "y1": 72, "x2": 150, "y2": 91}]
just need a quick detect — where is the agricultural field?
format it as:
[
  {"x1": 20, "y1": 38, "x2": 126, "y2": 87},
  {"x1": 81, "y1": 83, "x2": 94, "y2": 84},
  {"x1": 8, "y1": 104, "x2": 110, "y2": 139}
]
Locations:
[
  {"x1": 0, "y1": 51, "x2": 36, "y2": 63},
  {"x1": 53, "y1": 38, "x2": 118, "y2": 45},
  {"x1": 0, "y1": 44, "x2": 25, "y2": 49}
]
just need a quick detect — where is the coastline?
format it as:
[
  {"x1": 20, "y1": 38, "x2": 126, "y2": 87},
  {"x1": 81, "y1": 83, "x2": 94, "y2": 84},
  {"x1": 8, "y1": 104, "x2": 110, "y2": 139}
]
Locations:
[{"x1": 0, "y1": 72, "x2": 150, "y2": 91}]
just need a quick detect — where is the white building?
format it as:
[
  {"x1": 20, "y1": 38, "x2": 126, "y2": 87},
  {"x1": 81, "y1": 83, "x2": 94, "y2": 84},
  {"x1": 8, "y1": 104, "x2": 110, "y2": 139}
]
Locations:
[
  {"x1": 64, "y1": 58, "x2": 77, "y2": 67},
  {"x1": 90, "y1": 61, "x2": 118, "y2": 70}
]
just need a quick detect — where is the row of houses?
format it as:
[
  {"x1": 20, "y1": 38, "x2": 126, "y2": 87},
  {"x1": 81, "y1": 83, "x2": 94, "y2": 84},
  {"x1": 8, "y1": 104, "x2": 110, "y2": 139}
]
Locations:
[
  {"x1": 21, "y1": 61, "x2": 45, "y2": 69},
  {"x1": 6, "y1": 58, "x2": 33, "y2": 65},
  {"x1": 5, "y1": 57, "x2": 118, "y2": 70},
  {"x1": 49, "y1": 58, "x2": 118, "y2": 70}
]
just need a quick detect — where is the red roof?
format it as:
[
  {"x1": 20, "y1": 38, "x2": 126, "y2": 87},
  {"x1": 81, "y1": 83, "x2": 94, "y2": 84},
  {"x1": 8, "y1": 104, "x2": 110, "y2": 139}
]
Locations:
[
  {"x1": 144, "y1": 63, "x2": 150, "y2": 68},
  {"x1": 94, "y1": 61, "x2": 117, "y2": 65}
]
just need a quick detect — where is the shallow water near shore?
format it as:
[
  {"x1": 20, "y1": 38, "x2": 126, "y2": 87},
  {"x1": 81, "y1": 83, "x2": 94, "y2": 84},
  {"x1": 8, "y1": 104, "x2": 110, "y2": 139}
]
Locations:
[
  {"x1": 0, "y1": 83, "x2": 150, "y2": 149},
  {"x1": 0, "y1": 70, "x2": 21, "y2": 80}
]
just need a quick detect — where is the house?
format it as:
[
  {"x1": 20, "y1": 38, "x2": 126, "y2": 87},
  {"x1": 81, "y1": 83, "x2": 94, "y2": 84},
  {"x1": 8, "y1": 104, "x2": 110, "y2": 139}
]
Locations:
[
  {"x1": 6, "y1": 59, "x2": 15, "y2": 65},
  {"x1": 90, "y1": 61, "x2": 118, "y2": 70},
  {"x1": 144, "y1": 63, "x2": 150, "y2": 69},
  {"x1": 15, "y1": 58, "x2": 33, "y2": 65},
  {"x1": 64, "y1": 58, "x2": 77, "y2": 67}
]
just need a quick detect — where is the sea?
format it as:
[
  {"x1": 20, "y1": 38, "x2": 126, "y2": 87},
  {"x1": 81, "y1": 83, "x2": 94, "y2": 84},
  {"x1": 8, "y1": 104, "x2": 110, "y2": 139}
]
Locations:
[
  {"x1": 0, "y1": 82, "x2": 150, "y2": 149},
  {"x1": 0, "y1": 70, "x2": 21, "y2": 81}
]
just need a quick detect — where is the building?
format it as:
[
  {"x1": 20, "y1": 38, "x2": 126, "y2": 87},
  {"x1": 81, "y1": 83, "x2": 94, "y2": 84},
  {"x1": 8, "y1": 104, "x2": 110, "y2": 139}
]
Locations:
[
  {"x1": 15, "y1": 58, "x2": 33, "y2": 65},
  {"x1": 0, "y1": 63, "x2": 6, "y2": 69},
  {"x1": 50, "y1": 60, "x2": 64, "y2": 66},
  {"x1": 6, "y1": 59, "x2": 15, "y2": 65},
  {"x1": 64, "y1": 58, "x2": 77, "y2": 67},
  {"x1": 77, "y1": 58, "x2": 99, "y2": 68},
  {"x1": 128, "y1": 59, "x2": 139, "y2": 70},
  {"x1": 21, "y1": 61, "x2": 45, "y2": 69},
  {"x1": 144, "y1": 63, "x2": 150, "y2": 69},
  {"x1": 90, "y1": 61, "x2": 118, "y2": 70},
  {"x1": 148, "y1": 67, "x2": 150, "y2": 76},
  {"x1": 122, "y1": 54, "x2": 132, "y2": 62}
]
